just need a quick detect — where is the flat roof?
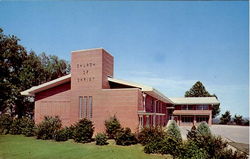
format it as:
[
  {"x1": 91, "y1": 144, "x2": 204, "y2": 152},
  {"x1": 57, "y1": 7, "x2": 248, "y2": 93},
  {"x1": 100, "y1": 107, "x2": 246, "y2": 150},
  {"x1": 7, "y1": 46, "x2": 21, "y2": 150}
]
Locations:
[{"x1": 169, "y1": 97, "x2": 220, "y2": 105}]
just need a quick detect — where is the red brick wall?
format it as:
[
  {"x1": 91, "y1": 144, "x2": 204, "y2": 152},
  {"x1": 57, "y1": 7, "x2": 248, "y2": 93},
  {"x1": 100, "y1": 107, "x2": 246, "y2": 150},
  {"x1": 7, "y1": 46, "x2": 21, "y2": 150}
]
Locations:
[{"x1": 34, "y1": 82, "x2": 71, "y2": 126}]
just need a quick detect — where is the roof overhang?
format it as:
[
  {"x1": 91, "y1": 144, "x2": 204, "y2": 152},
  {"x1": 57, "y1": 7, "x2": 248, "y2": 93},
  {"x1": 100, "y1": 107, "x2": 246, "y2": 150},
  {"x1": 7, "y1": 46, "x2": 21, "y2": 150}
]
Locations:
[
  {"x1": 169, "y1": 97, "x2": 220, "y2": 105},
  {"x1": 20, "y1": 74, "x2": 71, "y2": 96},
  {"x1": 108, "y1": 77, "x2": 173, "y2": 104}
]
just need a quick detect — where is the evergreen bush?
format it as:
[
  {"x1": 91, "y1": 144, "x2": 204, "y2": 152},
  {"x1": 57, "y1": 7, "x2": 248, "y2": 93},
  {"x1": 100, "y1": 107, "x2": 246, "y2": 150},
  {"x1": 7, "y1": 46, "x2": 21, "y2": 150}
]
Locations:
[
  {"x1": 0, "y1": 114, "x2": 13, "y2": 134},
  {"x1": 9, "y1": 118, "x2": 23, "y2": 135},
  {"x1": 104, "y1": 115, "x2": 121, "y2": 139},
  {"x1": 165, "y1": 120, "x2": 182, "y2": 142},
  {"x1": 95, "y1": 133, "x2": 108, "y2": 145},
  {"x1": 53, "y1": 128, "x2": 68, "y2": 141},
  {"x1": 36, "y1": 116, "x2": 62, "y2": 140},
  {"x1": 197, "y1": 122, "x2": 211, "y2": 136},
  {"x1": 115, "y1": 127, "x2": 137, "y2": 146},
  {"x1": 73, "y1": 118, "x2": 94, "y2": 143},
  {"x1": 21, "y1": 117, "x2": 35, "y2": 137},
  {"x1": 138, "y1": 126, "x2": 164, "y2": 146},
  {"x1": 179, "y1": 141, "x2": 208, "y2": 159},
  {"x1": 65, "y1": 125, "x2": 75, "y2": 139}
]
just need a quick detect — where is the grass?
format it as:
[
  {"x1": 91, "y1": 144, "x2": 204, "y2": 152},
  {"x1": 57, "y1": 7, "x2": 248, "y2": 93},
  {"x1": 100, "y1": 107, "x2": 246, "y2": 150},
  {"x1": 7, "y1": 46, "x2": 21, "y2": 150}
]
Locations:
[{"x1": 0, "y1": 135, "x2": 172, "y2": 159}]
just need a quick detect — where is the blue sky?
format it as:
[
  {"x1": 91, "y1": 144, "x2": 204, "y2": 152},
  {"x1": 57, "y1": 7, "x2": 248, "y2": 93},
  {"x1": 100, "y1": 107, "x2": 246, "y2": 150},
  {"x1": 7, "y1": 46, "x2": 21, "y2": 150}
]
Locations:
[{"x1": 0, "y1": 1, "x2": 248, "y2": 117}]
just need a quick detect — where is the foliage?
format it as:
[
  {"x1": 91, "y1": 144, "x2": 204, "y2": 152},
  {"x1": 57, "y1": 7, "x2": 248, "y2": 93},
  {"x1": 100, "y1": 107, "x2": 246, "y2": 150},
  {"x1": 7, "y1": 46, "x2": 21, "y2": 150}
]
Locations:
[
  {"x1": 196, "y1": 122, "x2": 211, "y2": 136},
  {"x1": 115, "y1": 127, "x2": 137, "y2": 146},
  {"x1": 233, "y1": 114, "x2": 244, "y2": 125},
  {"x1": 138, "y1": 127, "x2": 164, "y2": 146},
  {"x1": 36, "y1": 116, "x2": 62, "y2": 140},
  {"x1": 219, "y1": 148, "x2": 248, "y2": 159},
  {"x1": 220, "y1": 111, "x2": 231, "y2": 124},
  {"x1": 185, "y1": 81, "x2": 220, "y2": 118},
  {"x1": 53, "y1": 128, "x2": 68, "y2": 142},
  {"x1": 165, "y1": 120, "x2": 182, "y2": 142},
  {"x1": 104, "y1": 115, "x2": 121, "y2": 139},
  {"x1": 9, "y1": 118, "x2": 23, "y2": 135},
  {"x1": 21, "y1": 117, "x2": 35, "y2": 137},
  {"x1": 0, "y1": 28, "x2": 70, "y2": 117},
  {"x1": 73, "y1": 118, "x2": 94, "y2": 143},
  {"x1": 0, "y1": 114, "x2": 13, "y2": 134},
  {"x1": 64, "y1": 125, "x2": 75, "y2": 139},
  {"x1": 144, "y1": 135, "x2": 182, "y2": 158},
  {"x1": 179, "y1": 141, "x2": 208, "y2": 159},
  {"x1": 187, "y1": 125, "x2": 197, "y2": 140},
  {"x1": 95, "y1": 133, "x2": 108, "y2": 145}
]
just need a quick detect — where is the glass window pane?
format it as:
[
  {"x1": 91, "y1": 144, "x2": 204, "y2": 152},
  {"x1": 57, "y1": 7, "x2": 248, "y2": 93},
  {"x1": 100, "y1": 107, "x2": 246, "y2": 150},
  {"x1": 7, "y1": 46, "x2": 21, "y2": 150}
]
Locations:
[
  {"x1": 79, "y1": 96, "x2": 83, "y2": 118},
  {"x1": 89, "y1": 96, "x2": 92, "y2": 118}
]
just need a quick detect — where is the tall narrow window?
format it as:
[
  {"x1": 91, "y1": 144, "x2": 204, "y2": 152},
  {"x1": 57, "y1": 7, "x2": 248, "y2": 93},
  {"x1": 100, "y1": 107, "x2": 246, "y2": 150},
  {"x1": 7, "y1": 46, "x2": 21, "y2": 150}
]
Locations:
[
  {"x1": 89, "y1": 96, "x2": 93, "y2": 118},
  {"x1": 83, "y1": 96, "x2": 88, "y2": 118},
  {"x1": 79, "y1": 96, "x2": 83, "y2": 118}
]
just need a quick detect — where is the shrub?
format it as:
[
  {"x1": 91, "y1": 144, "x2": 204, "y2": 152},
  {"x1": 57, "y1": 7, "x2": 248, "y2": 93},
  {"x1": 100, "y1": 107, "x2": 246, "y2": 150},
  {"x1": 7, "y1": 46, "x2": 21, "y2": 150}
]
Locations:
[
  {"x1": 179, "y1": 141, "x2": 208, "y2": 159},
  {"x1": 158, "y1": 136, "x2": 182, "y2": 157},
  {"x1": 219, "y1": 148, "x2": 248, "y2": 159},
  {"x1": 194, "y1": 135, "x2": 228, "y2": 158},
  {"x1": 53, "y1": 128, "x2": 68, "y2": 142},
  {"x1": 187, "y1": 125, "x2": 198, "y2": 141},
  {"x1": 65, "y1": 125, "x2": 75, "y2": 139},
  {"x1": 197, "y1": 122, "x2": 211, "y2": 136},
  {"x1": 165, "y1": 120, "x2": 182, "y2": 142},
  {"x1": 144, "y1": 139, "x2": 164, "y2": 154},
  {"x1": 0, "y1": 114, "x2": 13, "y2": 134},
  {"x1": 115, "y1": 127, "x2": 137, "y2": 146},
  {"x1": 138, "y1": 126, "x2": 164, "y2": 146},
  {"x1": 144, "y1": 135, "x2": 182, "y2": 157},
  {"x1": 9, "y1": 118, "x2": 23, "y2": 135},
  {"x1": 36, "y1": 116, "x2": 62, "y2": 140},
  {"x1": 73, "y1": 118, "x2": 94, "y2": 143},
  {"x1": 104, "y1": 115, "x2": 121, "y2": 139},
  {"x1": 21, "y1": 117, "x2": 35, "y2": 137},
  {"x1": 95, "y1": 133, "x2": 108, "y2": 145}
]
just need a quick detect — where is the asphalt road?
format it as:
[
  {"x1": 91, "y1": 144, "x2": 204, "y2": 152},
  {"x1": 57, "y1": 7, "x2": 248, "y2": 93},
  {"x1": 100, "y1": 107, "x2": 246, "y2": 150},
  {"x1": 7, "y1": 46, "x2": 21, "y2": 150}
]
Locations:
[{"x1": 179, "y1": 125, "x2": 249, "y2": 144}]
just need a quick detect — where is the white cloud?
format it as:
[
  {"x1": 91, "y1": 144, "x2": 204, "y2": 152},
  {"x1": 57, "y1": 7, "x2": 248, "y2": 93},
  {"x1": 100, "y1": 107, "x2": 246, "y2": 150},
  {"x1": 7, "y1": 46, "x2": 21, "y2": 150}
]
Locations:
[{"x1": 117, "y1": 71, "x2": 249, "y2": 117}]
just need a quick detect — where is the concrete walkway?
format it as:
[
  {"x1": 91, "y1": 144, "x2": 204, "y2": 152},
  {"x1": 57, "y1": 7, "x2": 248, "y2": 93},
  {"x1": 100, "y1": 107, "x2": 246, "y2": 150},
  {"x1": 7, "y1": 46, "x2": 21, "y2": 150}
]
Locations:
[{"x1": 179, "y1": 125, "x2": 249, "y2": 144}]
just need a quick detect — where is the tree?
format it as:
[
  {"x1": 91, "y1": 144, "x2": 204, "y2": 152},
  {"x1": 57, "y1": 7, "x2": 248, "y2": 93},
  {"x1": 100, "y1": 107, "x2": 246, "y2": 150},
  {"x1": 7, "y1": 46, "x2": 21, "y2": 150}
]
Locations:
[
  {"x1": 0, "y1": 28, "x2": 70, "y2": 117},
  {"x1": 185, "y1": 81, "x2": 220, "y2": 118},
  {"x1": 233, "y1": 114, "x2": 243, "y2": 125},
  {"x1": 0, "y1": 28, "x2": 27, "y2": 115},
  {"x1": 220, "y1": 111, "x2": 231, "y2": 124}
]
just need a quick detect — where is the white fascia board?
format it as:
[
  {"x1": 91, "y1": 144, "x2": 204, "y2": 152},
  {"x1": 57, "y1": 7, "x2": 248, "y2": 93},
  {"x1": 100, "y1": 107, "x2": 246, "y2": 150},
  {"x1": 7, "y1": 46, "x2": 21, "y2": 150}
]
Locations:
[
  {"x1": 107, "y1": 77, "x2": 153, "y2": 91},
  {"x1": 108, "y1": 77, "x2": 173, "y2": 104},
  {"x1": 20, "y1": 74, "x2": 71, "y2": 96},
  {"x1": 169, "y1": 97, "x2": 220, "y2": 105}
]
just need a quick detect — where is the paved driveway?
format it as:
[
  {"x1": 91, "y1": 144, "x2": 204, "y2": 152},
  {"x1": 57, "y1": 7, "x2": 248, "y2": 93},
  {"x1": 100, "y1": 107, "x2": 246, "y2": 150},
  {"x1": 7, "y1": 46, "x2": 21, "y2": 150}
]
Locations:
[{"x1": 179, "y1": 125, "x2": 249, "y2": 144}]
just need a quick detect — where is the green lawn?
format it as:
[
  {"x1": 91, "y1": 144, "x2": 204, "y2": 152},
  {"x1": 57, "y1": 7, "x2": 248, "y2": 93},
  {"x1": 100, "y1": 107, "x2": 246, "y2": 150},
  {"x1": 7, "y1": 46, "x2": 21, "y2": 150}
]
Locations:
[{"x1": 0, "y1": 135, "x2": 172, "y2": 159}]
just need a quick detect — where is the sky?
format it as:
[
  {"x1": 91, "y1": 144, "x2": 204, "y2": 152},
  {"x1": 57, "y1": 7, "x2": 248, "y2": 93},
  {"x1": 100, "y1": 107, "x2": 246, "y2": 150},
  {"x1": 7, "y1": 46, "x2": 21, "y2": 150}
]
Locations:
[{"x1": 0, "y1": 1, "x2": 248, "y2": 117}]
